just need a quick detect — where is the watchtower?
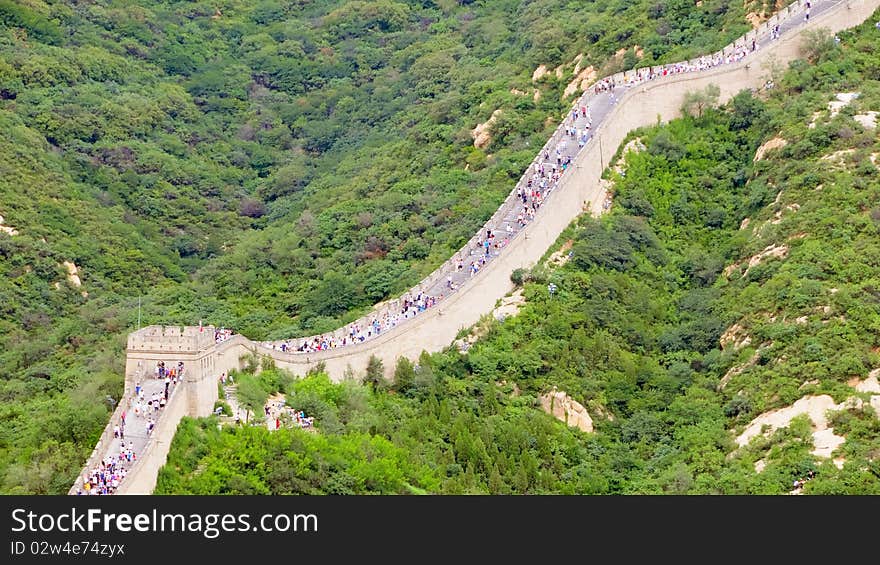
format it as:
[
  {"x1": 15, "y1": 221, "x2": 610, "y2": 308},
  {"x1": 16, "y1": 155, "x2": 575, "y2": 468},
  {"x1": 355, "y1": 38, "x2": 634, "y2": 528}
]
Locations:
[{"x1": 125, "y1": 325, "x2": 219, "y2": 416}]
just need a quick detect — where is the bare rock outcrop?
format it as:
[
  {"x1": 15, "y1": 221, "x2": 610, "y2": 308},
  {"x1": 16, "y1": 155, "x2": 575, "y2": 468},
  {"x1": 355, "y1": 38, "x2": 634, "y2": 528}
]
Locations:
[
  {"x1": 827, "y1": 92, "x2": 859, "y2": 117},
  {"x1": 563, "y1": 65, "x2": 597, "y2": 98},
  {"x1": 753, "y1": 136, "x2": 787, "y2": 161},
  {"x1": 723, "y1": 244, "x2": 789, "y2": 279},
  {"x1": 719, "y1": 323, "x2": 752, "y2": 351},
  {"x1": 732, "y1": 380, "x2": 880, "y2": 461},
  {"x1": 572, "y1": 53, "x2": 585, "y2": 75},
  {"x1": 612, "y1": 137, "x2": 645, "y2": 174},
  {"x1": 539, "y1": 388, "x2": 593, "y2": 433},
  {"x1": 547, "y1": 239, "x2": 574, "y2": 268},
  {"x1": 853, "y1": 111, "x2": 877, "y2": 129},
  {"x1": 0, "y1": 214, "x2": 18, "y2": 236},
  {"x1": 718, "y1": 346, "x2": 766, "y2": 390},
  {"x1": 471, "y1": 109, "x2": 502, "y2": 149},
  {"x1": 852, "y1": 369, "x2": 880, "y2": 393},
  {"x1": 63, "y1": 261, "x2": 82, "y2": 287},
  {"x1": 735, "y1": 395, "x2": 846, "y2": 460},
  {"x1": 820, "y1": 148, "x2": 856, "y2": 169},
  {"x1": 532, "y1": 65, "x2": 548, "y2": 82},
  {"x1": 493, "y1": 288, "x2": 525, "y2": 322},
  {"x1": 745, "y1": 12, "x2": 765, "y2": 29}
]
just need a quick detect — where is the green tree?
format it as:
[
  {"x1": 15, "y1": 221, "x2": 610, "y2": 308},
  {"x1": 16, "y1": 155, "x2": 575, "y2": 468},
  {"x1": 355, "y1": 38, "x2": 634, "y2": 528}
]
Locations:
[
  {"x1": 799, "y1": 28, "x2": 838, "y2": 64},
  {"x1": 393, "y1": 357, "x2": 416, "y2": 393},
  {"x1": 364, "y1": 355, "x2": 386, "y2": 389},
  {"x1": 681, "y1": 83, "x2": 720, "y2": 118}
]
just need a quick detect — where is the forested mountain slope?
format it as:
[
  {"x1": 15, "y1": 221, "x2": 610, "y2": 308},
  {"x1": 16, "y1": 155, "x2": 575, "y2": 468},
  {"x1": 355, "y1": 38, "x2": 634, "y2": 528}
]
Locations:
[
  {"x1": 157, "y1": 15, "x2": 880, "y2": 495},
  {"x1": 1, "y1": 0, "x2": 768, "y2": 493}
]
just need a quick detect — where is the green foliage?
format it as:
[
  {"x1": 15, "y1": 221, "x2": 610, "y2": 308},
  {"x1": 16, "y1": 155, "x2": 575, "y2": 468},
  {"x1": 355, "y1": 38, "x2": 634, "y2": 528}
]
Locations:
[
  {"x1": 364, "y1": 355, "x2": 386, "y2": 390},
  {"x1": 233, "y1": 367, "x2": 294, "y2": 420},
  {"x1": 6, "y1": 0, "x2": 879, "y2": 494},
  {"x1": 728, "y1": 90, "x2": 766, "y2": 132},
  {"x1": 571, "y1": 215, "x2": 659, "y2": 272},
  {"x1": 239, "y1": 354, "x2": 259, "y2": 375},
  {"x1": 213, "y1": 401, "x2": 232, "y2": 416},
  {"x1": 393, "y1": 357, "x2": 416, "y2": 393},
  {"x1": 154, "y1": 15, "x2": 880, "y2": 495},
  {"x1": 681, "y1": 83, "x2": 720, "y2": 118},
  {"x1": 0, "y1": 1, "x2": 62, "y2": 45},
  {"x1": 156, "y1": 370, "x2": 601, "y2": 494},
  {"x1": 799, "y1": 28, "x2": 840, "y2": 65},
  {"x1": 235, "y1": 376, "x2": 269, "y2": 418}
]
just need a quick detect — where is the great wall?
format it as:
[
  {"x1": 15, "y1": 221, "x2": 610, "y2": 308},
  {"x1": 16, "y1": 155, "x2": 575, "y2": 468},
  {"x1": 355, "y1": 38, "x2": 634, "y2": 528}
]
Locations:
[{"x1": 71, "y1": 0, "x2": 880, "y2": 494}]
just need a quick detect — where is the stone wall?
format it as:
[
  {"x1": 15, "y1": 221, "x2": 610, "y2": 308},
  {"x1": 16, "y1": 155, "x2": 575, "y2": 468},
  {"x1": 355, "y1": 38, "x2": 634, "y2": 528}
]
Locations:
[
  {"x1": 67, "y1": 375, "x2": 133, "y2": 495},
  {"x1": 244, "y1": 0, "x2": 864, "y2": 366},
  {"x1": 250, "y1": 0, "x2": 880, "y2": 381},
  {"x1": 115, "y1": 373, "x2": 190, "y2": 495},
  {"x1": 126, "y1": 324, "x2": 216, "y2": 353},
  {"x1": 73, "y1": 325, "x2": 219, "y2": 494},
  {"x1": 74, "y1": 0, "x2": 880, "y2": 494}
]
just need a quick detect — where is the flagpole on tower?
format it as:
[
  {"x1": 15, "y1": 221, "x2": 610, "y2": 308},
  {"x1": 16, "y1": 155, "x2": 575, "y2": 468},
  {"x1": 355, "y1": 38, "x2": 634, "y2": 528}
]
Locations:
[{"x1": 137, "y1": 296, "x2": 141, "y2": 330}]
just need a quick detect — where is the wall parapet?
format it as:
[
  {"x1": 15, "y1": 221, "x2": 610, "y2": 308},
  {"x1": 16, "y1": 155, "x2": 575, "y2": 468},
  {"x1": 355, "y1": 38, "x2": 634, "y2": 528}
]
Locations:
[
  {"x1": 253, "y1": 0, "x2": 856, "y2": 356},
  {"x1": 68, "y1": 389, "x2": 128, "y2": 495},
  {"x1": 114, "y1": 370, "x2": 189, "y2": 495},
  {"x1": 127, "y1": 325, "x2": 217, "y2": 353}
]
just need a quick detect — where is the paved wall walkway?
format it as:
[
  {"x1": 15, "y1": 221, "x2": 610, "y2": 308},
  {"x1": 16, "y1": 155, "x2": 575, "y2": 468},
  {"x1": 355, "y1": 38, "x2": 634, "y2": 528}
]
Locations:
[
  {"x1": 255, "y1": 0, "x2": 865, "y2": 361},
  {"x1": 72, "y1": 0, "x2": 880, "y2": 495},
  {"x1": 254, "y1": 0, "x2": 879, "y2": 379}
]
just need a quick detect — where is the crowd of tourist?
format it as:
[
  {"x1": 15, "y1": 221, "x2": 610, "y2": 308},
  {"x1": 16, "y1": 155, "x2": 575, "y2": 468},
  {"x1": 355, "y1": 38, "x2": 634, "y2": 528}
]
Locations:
[
  {"x1": 591, "y1": 2, "x2": 828, "y2": 95},
  {"x1": 263, "y1": 399, "x2": 315, "y2": 431},
  {"x1": 266, "y1": 291, "x2": 444, "y2": 354},
  {"x1": 74, "y1": 1, "x2": 831, "y2": 496},
  {"x1": 292, "y1": 411, "x2": 315, "y2": 428},
  {"x1": 76, "y1": 454, "x2": 127, "y2": 495},
  {"x1": 214, "y1": 328, "x2": 234, "y2": 343},
  {"x1": 75, "y1": 361, "x2": 183, "y2": 495},
  {"x1": 486, "y1": 3, "x2": 805, "y2": 303},
  {"x1": 256, "y1": 7, "x2": 811, "y2": 356}
]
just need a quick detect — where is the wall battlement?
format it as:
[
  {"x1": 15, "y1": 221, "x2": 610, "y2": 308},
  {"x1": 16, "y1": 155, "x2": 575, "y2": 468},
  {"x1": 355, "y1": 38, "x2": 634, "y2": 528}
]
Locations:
[{"x1": 127, "y1": 325, "x2": 217, "y2": 353}]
